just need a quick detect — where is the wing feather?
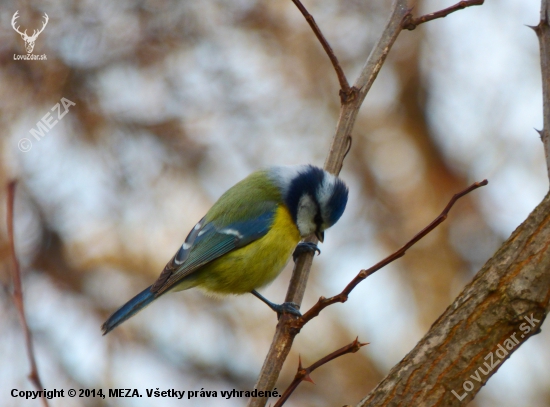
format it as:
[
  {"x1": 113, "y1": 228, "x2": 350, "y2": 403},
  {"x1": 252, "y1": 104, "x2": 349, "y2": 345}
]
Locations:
[{"x1": 151, "y1": 204, "x2": 277, "y2": 295}]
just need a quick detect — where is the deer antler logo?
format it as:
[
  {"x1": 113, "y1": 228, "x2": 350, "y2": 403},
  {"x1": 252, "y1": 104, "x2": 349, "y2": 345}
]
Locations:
[{"x1": 11, "y1": 11, "x2": 49, "y2": 54}]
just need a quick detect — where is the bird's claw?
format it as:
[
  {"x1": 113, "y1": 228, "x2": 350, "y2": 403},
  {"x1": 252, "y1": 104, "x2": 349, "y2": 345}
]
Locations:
[
  {"x1": 273, "y1": 301, "x2": 302, "y2": 319},
  {"x1": 293, "y1": 242, "x2": 321, "y2": 262}
]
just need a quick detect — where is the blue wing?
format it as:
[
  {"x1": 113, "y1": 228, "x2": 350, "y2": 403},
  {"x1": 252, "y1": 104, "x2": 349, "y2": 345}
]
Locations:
[{"x1": 150, "y1": 203, "x2": 277, "y2": 295}]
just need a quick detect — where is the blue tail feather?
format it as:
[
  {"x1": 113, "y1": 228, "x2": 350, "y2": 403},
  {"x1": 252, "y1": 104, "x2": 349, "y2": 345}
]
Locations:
[{"x1": 101, "y1": 285, "x2": 156, "y2": 335}]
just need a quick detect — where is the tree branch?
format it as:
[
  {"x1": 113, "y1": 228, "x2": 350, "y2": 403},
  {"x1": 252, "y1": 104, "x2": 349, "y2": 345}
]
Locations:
[
  {"x1": 403, "y1": 0, "x2": 485, "y2": 31},
  {"x1": 325, "y1": 0, "x2": 410, "y2": 176},
  {"x1": 290, "y1": 0, "x2": 352, "y2": 102},
  {"x1": 249, "y1": 0, "x2": 490, "y2": 405},
  {"x1": 274, "y1": 338, "x2": 368, "y2": 407},
  {"x1": 359, "y1": 2, "x2": 550, "y2": 405},
  {"x1": 7, "y1": 181, "x2": 49, "y2": 407},
  {"x1": 535, "y1": 0, "x2": 550, "y2": 179},
  {"x1": 293, "y1": 180, "x2": 488, "y2": 329},
  {"x1": 358, "y1": 190, "x2": 550, "y2": 406},
  {"x1": 247, "y1": 4, "x2": 410, "y2": 406}
]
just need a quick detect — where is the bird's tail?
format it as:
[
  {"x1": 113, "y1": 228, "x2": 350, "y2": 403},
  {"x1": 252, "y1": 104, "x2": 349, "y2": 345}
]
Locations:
[{"x1": 101, "y1": 285, "x2": 156, "y2": 335}]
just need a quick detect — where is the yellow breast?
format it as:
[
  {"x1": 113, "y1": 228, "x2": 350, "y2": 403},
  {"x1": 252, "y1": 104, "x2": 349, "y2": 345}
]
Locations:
[{"x1": 189, "y1": 205, "x2": 301, "y2": 295}]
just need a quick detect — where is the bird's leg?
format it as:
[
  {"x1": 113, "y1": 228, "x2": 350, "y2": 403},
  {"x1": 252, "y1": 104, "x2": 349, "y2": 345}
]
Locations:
[
  {"x1": 252, "y1": 242, "x2": 319, "y2": 318},
  {"x1": 292, "y1": 242, "x2": 320, "y2": 262},
  {"x1": 251, "y1": 290, "x2": 301, "y2": 318}
]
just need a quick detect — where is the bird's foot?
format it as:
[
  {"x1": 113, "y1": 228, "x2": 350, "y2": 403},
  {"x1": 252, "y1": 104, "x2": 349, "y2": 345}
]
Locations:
[
  {"x1": 293, "y1": 242, "x2": 321, "y2": 262},
  {"x1": 271, "y1": 301, "x2": 302, "y2": 319},
  {"x1": 251, "y1": 290, "x2": 302, "y2": 319}
]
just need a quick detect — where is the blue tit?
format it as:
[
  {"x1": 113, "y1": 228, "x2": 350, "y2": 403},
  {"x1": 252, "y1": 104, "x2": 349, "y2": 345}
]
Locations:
[{"x1": 101, "y1": 164, "x2": 348, "y2": 335}]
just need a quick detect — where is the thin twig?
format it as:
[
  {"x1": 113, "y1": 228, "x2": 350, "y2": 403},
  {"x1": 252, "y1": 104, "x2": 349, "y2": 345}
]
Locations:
[
  {"x1": 290, "y1": 0, "x2": 354, "y2": 102},
  {"x1": 274, "y1": 338, "x2": 368, "y2": 407},
  {"x1": 403, "y1": 0, "x2": 484, "y2": 30},
  {"x1": 7, "y1": 181, "x2": 49, "y2": 407},
  {"x1": 294, "y1": 179, "x2": 488, "y2": 328}
]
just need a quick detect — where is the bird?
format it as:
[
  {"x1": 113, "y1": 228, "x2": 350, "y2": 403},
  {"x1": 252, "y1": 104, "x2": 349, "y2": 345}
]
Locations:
[{"x1": 101, "y1": 164, "x2": 348, "y2": 335}]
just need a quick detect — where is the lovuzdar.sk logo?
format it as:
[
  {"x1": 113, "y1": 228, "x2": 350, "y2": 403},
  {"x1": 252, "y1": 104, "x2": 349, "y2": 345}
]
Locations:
[{"x1": 12, "y1": 10, "x2": 48, "y2": 60}]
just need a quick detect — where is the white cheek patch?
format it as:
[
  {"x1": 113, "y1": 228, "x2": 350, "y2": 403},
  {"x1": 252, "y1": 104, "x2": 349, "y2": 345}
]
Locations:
[{"x1": 296, "y1": 194, "x2": 317, "y2": 236}]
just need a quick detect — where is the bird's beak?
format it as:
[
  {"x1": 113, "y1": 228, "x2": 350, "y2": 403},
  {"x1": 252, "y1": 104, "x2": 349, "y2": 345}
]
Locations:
[{"x1": 315, "y1": 230, "x2": 324, "y2": 243}]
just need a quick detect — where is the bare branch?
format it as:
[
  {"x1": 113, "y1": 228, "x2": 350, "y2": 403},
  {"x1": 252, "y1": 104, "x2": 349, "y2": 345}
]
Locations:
[
  {"x1": 325, "y1": 0, "x2": 411, "y2": 176},
  {"x1": 248, "y1": 1, "x2": 488, "y2": 405},
  {"x1": 247, "y1": 6, "x2": 410, "y2": 406},
  {"x1": 403, "y1": 0, "x2": 484, "y2": 31},
  {"x1": 274, "y1": 338, "x2": 368, "y2": 407},
  {"x1": 290, "y1": 0, "x2": 353, "y2": 102},
  {"x1": 535, "y1": 0, "x2": 550, "y2": 178},
  {"x1": 294, "y1": 180, "x2": 488, "y2": 328},
  {"x1": 7, "y1": 181, "x2": 49, "y2": 407},
  {"x1": 359, "y1": 189, "x2": 550, "y2": 406}
]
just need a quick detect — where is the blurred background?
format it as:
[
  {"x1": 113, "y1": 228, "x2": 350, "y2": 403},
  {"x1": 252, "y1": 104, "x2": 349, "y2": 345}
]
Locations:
[{"x1": 1, "y1": 0, "x2": 548, "y2": 406}]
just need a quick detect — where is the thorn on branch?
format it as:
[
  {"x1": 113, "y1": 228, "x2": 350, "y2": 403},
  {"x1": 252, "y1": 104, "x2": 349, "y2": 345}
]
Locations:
[
  {"x1": 527, "y1": 23, "x2": 542, "y2": 36},
  {"x1": 343, "y1": 135, "x2": 353, "y2": 160},
  {"x1": 274, "y1": 338, "x2": 369, "y2": 407},
  {"x1": 403, "y1": 0, "x2": 484, "y2": 31}
]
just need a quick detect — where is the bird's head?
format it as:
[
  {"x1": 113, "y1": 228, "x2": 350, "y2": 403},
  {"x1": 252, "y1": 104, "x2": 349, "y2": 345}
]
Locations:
[{"x1": 271, "y1": 165, "x2": 348, "y2": 241}]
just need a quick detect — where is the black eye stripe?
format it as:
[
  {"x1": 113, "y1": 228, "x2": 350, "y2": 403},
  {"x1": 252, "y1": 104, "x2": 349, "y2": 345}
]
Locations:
[{"x1": 314, "y1": 207, "x2": 322, "y2": 226}]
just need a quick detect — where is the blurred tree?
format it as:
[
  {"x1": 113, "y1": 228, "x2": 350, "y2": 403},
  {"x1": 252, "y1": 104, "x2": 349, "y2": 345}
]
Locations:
[{"x1": 1, "y1": 1, "x2": 547, "y2": 407}]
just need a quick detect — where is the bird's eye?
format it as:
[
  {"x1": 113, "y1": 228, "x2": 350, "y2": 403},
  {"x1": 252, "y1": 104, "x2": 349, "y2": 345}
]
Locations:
[{"x1": 314, "y1": 213, "x2": 322, "y2": 226}]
